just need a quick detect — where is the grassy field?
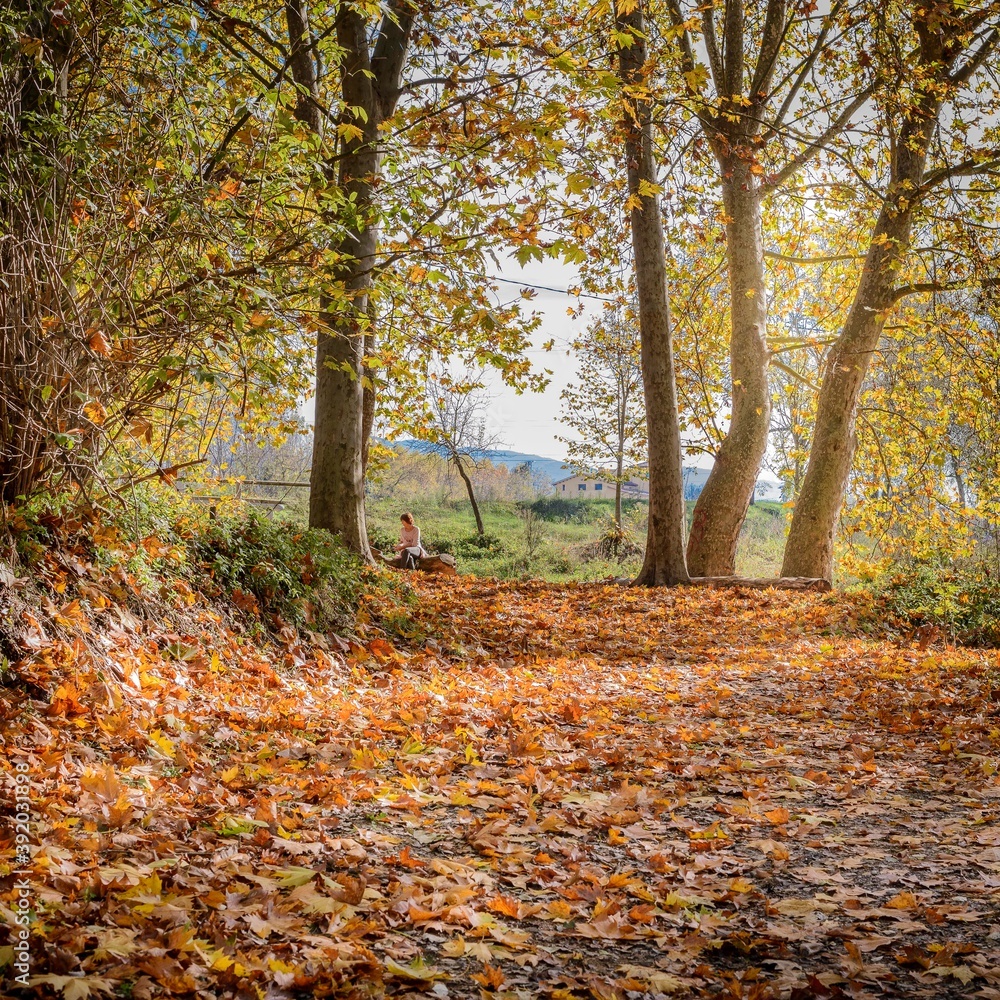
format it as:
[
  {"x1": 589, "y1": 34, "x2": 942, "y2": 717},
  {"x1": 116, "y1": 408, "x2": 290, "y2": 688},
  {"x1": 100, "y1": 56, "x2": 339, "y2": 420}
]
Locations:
[
  {"x1": 365, "y1": 495, "x2": 789, "y2": 581},
  {"x1": 235, "y1": 475, "x2": 789, "y2": 582}
]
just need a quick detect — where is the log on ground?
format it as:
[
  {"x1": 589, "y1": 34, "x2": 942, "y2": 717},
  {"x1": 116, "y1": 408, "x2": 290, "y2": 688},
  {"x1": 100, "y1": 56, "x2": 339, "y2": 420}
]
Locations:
[
  {"x1": 381, "y1": 553, "x2": 458, "y2": 576},
  {"x1": 686, "y1": 576, "x2": 832, "y2": 592}
]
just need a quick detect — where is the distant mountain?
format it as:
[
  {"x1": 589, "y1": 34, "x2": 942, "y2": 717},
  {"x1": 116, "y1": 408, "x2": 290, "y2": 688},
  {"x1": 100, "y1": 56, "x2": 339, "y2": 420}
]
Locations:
[
  {"x1": 393, "y1": 440, "x2": 781, "y2": 500},
  {"x1": 684, "y1": 465, "x2": 782, "y2": 501},
  {"x1": 394, "y1": 440, "x2": 570, "y2": 484}
]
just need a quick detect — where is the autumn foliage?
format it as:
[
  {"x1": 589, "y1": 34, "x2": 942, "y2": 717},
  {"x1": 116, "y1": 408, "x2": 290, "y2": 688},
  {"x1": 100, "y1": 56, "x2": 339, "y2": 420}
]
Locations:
[{"x1": 3, "y1": 538, "x2": 999, "y2": 997}]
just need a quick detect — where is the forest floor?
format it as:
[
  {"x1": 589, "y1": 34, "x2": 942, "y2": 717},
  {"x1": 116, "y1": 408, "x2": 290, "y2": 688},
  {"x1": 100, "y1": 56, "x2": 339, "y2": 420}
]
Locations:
[{"x1": 5, "y1": 575, "x2": 1000, "y2": 999}]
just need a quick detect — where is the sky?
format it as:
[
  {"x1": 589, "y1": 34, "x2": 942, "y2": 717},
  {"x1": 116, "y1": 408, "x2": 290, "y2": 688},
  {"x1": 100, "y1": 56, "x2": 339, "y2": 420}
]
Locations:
[
  {"x1": 301, "y1": 254, "x2": 724, "y2": 471},
  {"x1": 479, "y1": 255, "x2": 600, "y2": 460}
]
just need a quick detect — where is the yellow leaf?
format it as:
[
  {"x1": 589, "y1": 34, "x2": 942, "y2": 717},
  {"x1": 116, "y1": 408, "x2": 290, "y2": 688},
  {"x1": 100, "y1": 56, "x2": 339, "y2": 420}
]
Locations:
[
  {"x1": 384, "y1": 956, "x2": 447, "y2": 982},
  {"x1": 83, "y1": 401, "x2": 107, "y2": 425},
  {"x1": 149, "y1": 730, "x2": 176, "y2": 758},
  {"x1": 337, "y1": 122, "x2": 364, "y2": 143},
  {"x1": 273, "y1": 866, "x2": 317, "y2": 887},
  {"x1": 441, "y1": 937, "x2": 466, "y2": 957},
  {"x1": 29, "y1": 976, "x2": 117, "y2": 1000}
]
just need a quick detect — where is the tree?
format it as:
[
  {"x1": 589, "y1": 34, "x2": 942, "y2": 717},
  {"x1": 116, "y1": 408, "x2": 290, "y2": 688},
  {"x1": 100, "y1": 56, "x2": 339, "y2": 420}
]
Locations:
[
  {"x1": 421, "y1": 377, "x2": 501, "y2": 537},
  {"x1": 613, "y1": 0, "x2": 689, "y2": 587},
  {"x1": 782, "y1": 0, "x2": 1000, "y2": 581},
  {"x1": 664, "y1": 0, "x2": 875, "y2": 576},
  {"x1": 557, "y1": 308, "x2": 646, "y2": 527},
  {"x1": 185, "y1": 1, "x2": 566, "y2": 562},
  {"x1": 278, "y1": 0, "x2": 417, "y2": 561},
  {"x1": 0, "y1": 3, "x2": 314, "y2": 507}
]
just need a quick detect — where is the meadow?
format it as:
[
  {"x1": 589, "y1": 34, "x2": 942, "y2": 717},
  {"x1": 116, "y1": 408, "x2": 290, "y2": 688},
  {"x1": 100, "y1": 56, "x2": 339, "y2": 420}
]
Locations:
[
  {"x1": 365, "y1": 494, "x2": 789, "y2": 582},
  {"x1": 232, "y1": 450, "x2": 789, "y2": 582}
]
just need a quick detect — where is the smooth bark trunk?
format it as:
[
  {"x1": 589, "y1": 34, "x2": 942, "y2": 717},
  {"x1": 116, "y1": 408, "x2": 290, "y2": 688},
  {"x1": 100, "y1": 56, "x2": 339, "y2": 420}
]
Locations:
[
  {"x1": 310, "y1": 230, "x2": 375, "y2": 557},
  {"x1": 782, "y1": 81, "x2": 943, "y2": 581},
  {"x1": 687, "y1": 159, "x2": 770, "y2": 575},
  {"x1": 454, "y1": 455, "x2": 485, "y2": 536},
  {"x1": 614, "y1": 455, "x2": 623, "y2": 527},
  {"x1": 361, "y1": 328, "x2": 376, "y2": 479},
  {"x1": 779, "y1": 214, "x2": 911, "y2": 580},
  {"x1": 614, "y1": 0, "x2": 689, "y2": 587}
]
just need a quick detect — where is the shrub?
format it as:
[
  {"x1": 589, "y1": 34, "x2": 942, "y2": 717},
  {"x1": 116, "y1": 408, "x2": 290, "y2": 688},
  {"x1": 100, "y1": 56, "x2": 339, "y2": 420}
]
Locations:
[
  {"x1": 10, "y1": 486, "x2": 371, "y2": 635},
  {"x1": 592, "y1": 514, "x2": 642, "y2": 561},
  {"x1": 189, "y1": 514, "x2": 365, "y2": 629},
  {"x1": 547, "y1": 548, "x2": 575, "y2": 575},
  {"x1": 456, "y1": 533, "x2": 505, "y2": 557},
  {"x1": 855, "y1": 564, "x2": 1000, "y2": 647},
  {"x1": 529, "y1": 497, "x2": 608, "y2": 524},
  {"x1": 367, "y1": 525, "x2": 397, "y2": 555},
  {"x1": 425, "y1": 536, "x2": 456, "y2": 555}
]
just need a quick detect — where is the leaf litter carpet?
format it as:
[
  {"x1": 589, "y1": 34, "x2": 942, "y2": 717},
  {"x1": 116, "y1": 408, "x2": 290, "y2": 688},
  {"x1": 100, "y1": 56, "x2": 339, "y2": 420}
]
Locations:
[{"x1": 5, "y1": 578, "x2": 1000, "y2": 999}]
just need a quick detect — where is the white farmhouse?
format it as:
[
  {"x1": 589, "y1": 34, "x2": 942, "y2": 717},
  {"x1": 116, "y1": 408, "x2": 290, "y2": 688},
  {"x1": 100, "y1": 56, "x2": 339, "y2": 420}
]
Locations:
[{"x1": 551, "y1": 472, "x2": 649, "y2": 499}]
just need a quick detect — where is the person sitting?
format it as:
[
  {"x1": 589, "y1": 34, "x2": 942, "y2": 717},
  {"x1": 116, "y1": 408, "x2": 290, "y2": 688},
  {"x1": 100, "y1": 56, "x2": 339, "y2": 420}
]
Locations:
[{"x1": 394, "y1": 512, "x2": 427, "y2": 569}]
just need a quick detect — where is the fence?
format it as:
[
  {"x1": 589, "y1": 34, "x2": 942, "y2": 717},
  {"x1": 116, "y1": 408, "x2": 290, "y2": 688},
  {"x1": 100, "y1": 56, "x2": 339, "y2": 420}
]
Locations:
[{"x1": 181, "y1": 478, "x2": 310, "y2": 513}]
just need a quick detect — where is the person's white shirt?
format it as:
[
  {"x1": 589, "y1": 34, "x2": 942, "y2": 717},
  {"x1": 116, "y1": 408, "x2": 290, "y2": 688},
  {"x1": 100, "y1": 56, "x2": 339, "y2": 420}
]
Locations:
[{"x1": 396, "y1": 523, "x2": 427, "y2": 556}]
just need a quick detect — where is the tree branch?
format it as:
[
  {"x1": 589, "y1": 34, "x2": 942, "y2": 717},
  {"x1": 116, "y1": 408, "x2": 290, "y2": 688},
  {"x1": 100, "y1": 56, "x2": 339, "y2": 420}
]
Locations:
[
  {"x1": 722, "y1": 0, "x2": 745, "y2": 98},
  {"x1": 749, "y1": 0, "x2": 790, "y2": 110},
  {"x1": 919, "y1": 152, "x2": 1000, "y2": 195},
  {"x1": 764, "y1": 250, "x2": 866, "y2": 264},
  {"x1": 284, "y1": 0, "x2": 323, "y2": 135},
  {"x1": 767, "y1": 0, "x2": 847, "y2": 134},
  {"x1": 372, "y1": 0, "x2": 419, "y2": 119},
  {"x1": 763, "y1": 83, "x2": 875, "y2": 191},
  {"x1": 949, "y1": 24, "x2": 1000, "y2": 87},
  {"x1": 889, "y1": 275, "x2": 1000, "y2": 304}
]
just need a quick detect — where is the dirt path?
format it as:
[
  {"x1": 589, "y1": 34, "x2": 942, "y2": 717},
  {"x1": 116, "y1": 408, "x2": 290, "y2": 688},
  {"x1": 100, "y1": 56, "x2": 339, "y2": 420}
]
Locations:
[{"x1": 6, "y1": 578, "x2": 1000, "y2": 998}]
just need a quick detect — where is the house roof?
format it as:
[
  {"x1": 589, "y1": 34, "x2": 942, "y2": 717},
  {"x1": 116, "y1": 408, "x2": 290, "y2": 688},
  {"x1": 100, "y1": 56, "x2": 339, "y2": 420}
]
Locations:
[{"x1": 552, "y1": 470, "x2": 647, "y2": 486}]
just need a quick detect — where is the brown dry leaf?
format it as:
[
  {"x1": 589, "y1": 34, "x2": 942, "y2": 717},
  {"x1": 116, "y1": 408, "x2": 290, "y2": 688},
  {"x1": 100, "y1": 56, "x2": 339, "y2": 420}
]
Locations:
[
  {"x1": 16, "y1": 566, "x2": 1000, "y2": 1000},
  {"x1": 884, "y1": 891, "x2": 920, "y2": 910},
  {"x1": 471, "y1": 963, "x2": 506, "y2": 988}
]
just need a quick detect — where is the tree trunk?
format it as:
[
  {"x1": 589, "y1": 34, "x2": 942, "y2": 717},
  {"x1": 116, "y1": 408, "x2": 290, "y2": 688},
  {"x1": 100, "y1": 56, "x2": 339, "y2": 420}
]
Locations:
[
  {"x1": 614, "y1": 460, "x2": 623, "y2": 528},
  {"x1": 454, "y1": 455, "x2": 485, "y2": 536},
  {"x1": 309, "y1": 231, "x2": 374, "y2": 558},
  {"x1": 782, "y1": 114, "x2": 938, "y2": 581},
  {"x1": 614, "y1": 0, "x2": 689, "y2": 587},
  {"x1": 950, "y1": 453, "x2": 967, "y2": 509},
  {"x1": 688, "y1": 575, "x2": 831, "y2": 592},
  {"x1": 384, "y1": 551, "x2": 457, "y2": 576},
  {"x1": 287, "y1": 1, "x2": 415, "y2": 559},
  {"x1": 361, "y1": 329, "x2": 376, "y2": 480},
  {"x1": 686, "y1": 156, "x2": 770, "y2": 576}
]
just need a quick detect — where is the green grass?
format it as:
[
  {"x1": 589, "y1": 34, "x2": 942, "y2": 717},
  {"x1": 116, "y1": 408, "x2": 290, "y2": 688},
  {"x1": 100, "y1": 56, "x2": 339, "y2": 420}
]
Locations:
[
  {"x1": 734, "y1": 501, "x2": 789, "y2": 577},
  {"x1": 364, "y1": 495, "x2": 789, "y2": 582},
  {"x1": 365, "y1": 496, "x2": 629, "y2": 582},
  {"x1": 239, "y1": 476, "x2": 790, "y2": 582}
]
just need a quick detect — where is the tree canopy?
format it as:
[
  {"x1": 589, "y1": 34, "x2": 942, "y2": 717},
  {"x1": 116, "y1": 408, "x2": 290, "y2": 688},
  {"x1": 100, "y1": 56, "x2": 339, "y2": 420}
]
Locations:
[{"x1": 1, "y1": 0, "x2": 999, "y2": 583}]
